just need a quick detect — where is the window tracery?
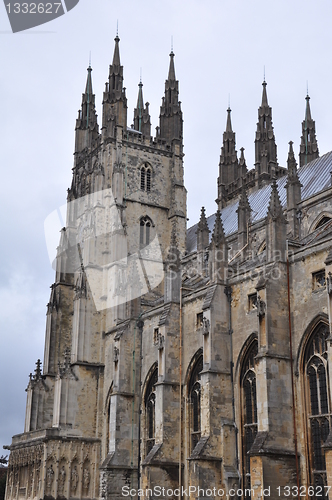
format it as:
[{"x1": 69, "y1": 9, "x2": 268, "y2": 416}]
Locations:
[
  {"x1": 140, "y1": 164, "x2": 152, "y2": 192},
  {"x1": 241, "y1": 339, "x2": 258, "y2": 495},
  {"x1": 304, "y1": 323, "x2": 330, "y2": 497},
  {"x1": 140, "y1": 216, "x2": 152, "y2": 247},
  {"x1": 145, "y1": 367, "x2": 158, "y2": 456},
  {"x1": 188, "y1": 355, "x2": 203, "y2": 452}
]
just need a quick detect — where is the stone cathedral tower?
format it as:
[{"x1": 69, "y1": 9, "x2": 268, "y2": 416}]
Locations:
[
  {"x1": 5, "y1": 35, "x2": 187, "y2": 500},
  {"x1": 6, "y1": 36, "x2": 332, "y2": 500}
]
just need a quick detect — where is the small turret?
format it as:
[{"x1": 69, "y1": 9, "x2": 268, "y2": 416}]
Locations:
[
  {"x1": 266, "y1": 178, "x2": 287, "y2": 262},
  {"x1": 299, "y1": 93, "x2": 319, "y2": 167},
  {"x1": 285, "y1": 141, "x2": 302, "y2": 238},
  {"x1": 255, "y1": 80, "x2": 278, "y2": 186},
  {"x1": 159, "y1": 50, "x2": 183, "y2": 145},
  {"x1": 74, "y1": 65, "x2": 99, "y2": 157},
  {"x1": 236, "y1": 184, "x2": 252, "y2": 251},
  {"x1": 217, "y1": 108, "x2": 238, "y2": 209},
  {"x1": 133, "y1": 79, "x2": 151, "y2": 137},
  {"x1": 196, "y1": 207, "x2": 210, "y2": 276},
  {"x1": 209, "y1": 210, "x2": 228, "y2": 283},
  {"x1": 102, "y1": 34, "x2": 128, "y2": 138}
]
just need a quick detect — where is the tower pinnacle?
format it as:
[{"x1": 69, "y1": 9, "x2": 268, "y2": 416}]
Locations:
[
  {"x1": 74, "y1": 65, "x2": 99, "y2": 156},
  {"x1": 102, "y1": 33, "x2": 127, "y2": 138},
  {"x1": 159, "y1": 50, "x2": 183, "y2": 144},
  {"x1": 299, "y1": 93, "x2": 319, "y2": 167},
  {"x1": 133, "y1": 79, "x2": 151, "y2": 136}
]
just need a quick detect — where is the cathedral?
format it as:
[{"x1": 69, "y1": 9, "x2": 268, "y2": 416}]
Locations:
[{"x1": 5, "y1": 34, "x2": 332, "y2": 500}]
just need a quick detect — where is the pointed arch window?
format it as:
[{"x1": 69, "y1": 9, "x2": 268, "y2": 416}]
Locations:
[
  {"x1": 140, "y1": 164, "x2": 152, "y2": 193},
  {"x1": 241, "y1": 339, "x2": 258, "y2": 495},
  {"x1": 188, "y1": 354, "x2": 203, "y2": 452},
  {"x1": 304, "y1": 323, "x2": 331, "y2": 497},
  {"x1": 145, "y1": 367, "x2": 158, "y2": 456},
  {"x1": 140, "y1": 216, "x2": 152, "y2": 248}
]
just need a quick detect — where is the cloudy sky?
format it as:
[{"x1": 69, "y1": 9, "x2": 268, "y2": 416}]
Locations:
[{"x1": 1, "y1": 0, "x2": 332, "y2": 454}]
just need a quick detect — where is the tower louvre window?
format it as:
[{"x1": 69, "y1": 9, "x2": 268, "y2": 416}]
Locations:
[
  {"x1": 304, "y1": 323, "x2": 330, "y2": 497},
  {"x1": 140, "y1": 167, "x2": 145, "y2": 191},
  {"x1": 241, "y1": 339, "x2": 258, "y2": 497},
  {"x1": 140, "y1": 164, "x2": 152, "y2": 192},
  {"x1": 146, "y1": 168, "x2": 151, "y2": 192}
]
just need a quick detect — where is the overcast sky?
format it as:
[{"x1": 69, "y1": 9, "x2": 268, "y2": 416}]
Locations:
[{"x1": 1, "y1": 0, "x2": 332, "y2": 454}]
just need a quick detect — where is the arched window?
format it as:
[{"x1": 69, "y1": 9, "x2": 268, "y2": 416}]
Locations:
[
  {"x1": 188, "y1": 354, "x2": 203, "y2": 452},
  {"x1": 241, "y1": 339, "x2": 258, "y2": 495},
  {"x1": 315, "y1": 216, "x2": 332, "y2": 231},
  {"x1": 140, "y1": 164, "x2": 152, "y2": 192},
  {"x1": 145, "y1": 367, "x2": 158, "y2": 456},
  {"x1": 304, "y1": 323, "x2": 330, "y2": 496},
  {"x1": 140, "y1": 216, "x2": 152, "y2": 247}
]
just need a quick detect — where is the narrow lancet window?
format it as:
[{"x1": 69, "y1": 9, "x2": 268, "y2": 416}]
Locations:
[
  {"x1": 241, "y1": 339, "x2": 258, "y2": 495},
  {"x1": 145, "y1": 367, "x2": 158, "y2": 456},
  {"x1": 304, "y1": 323, "x2": 330, "y2": 496}
]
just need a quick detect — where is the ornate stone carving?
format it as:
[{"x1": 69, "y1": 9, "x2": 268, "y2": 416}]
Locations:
[
  {"x1": 327, "y1": 272, "x2": 332, "y2": 295},
  {"x1": 257, "y1": 294, "x2": 266, "y2": 318},
  {"x1": 58, "y1": 465, "x2": 66, "y2": 494},
  {"x1": 83, "y1": 466, "x2": 90, "y2": 491},
  {"x1": 114, "y1": 346, "x2": 119, "y2": 363},
  {"x1": 46, "y1": 463, "x2": 54, "y2": 491},
  {"x1": 157, "y1": 333, "x2": 165, "y2": 350},
  {"x1": 202, "y1": 317, "x2": 210, "y2": 336},
  {"x1": 71, "y1": 464, "x2": 79, "y2": 493}
]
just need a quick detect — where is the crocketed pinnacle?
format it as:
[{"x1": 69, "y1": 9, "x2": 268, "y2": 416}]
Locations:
[
  {"x1": 226, "y1": 107, "x2": 233, "y2": 132},
  {"x1": 261, "y1": 80, "x2": 268, "y2": 106},
  {"x1": 197, "y1": 207, "x2": 209, "y2": 232},
  {"x1": 211, "y1": 210, "x2": 226, "y2": 246},
  {"x1": 113, "y1": 35, "x2": 120, "y2": 66},
  {"x1": 85, "y1": 65, "x2": 93, "y2": 95},
  {"x1": 238, "y1": 184, "x2": 251, "y2": 212},
  {"x1": 305, "y1": 93, "x2": 312, "y2": 121},
  {"x1": 267, "y1": 178, "x2": 285, "y2": 220},
  {"x1": 168, "y1": 50, "x2": 176, "y2": 81}
]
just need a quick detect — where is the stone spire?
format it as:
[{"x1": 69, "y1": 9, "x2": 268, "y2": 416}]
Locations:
[
  {"x1": 133, "y1": 80, "x2": 151, "y2": 137},
  {"x1": 217, "y1": 108, "x2": 239, "y2": 209},
  {"x1": 74, "y1": 65, "x2": 99, "y2": 156},
  {"x1": 209, "y1": 210, "x2": 228, "y2": 283},
  {"x1": 299, "y1": 93, "x2": 319, "y2": 167},
  {"x1": 159, "y1": 50, "x2": 183, "y2": 145},
  {"x1": 266, "y1": 178, "x2": 287, "y2": 262},
  {"x1": 255, "y1": 80, "x2": 278, "y2": 186},
  {"x1": 102, "y1": 34, "x2": 127, "y2": 138},
  {"x1": 285, "y1": 141, "x2": 302, "y2": 238},
  {"x1": 237, "y1": 184, "x2": 252, "y2": 250}
]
